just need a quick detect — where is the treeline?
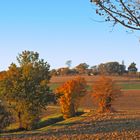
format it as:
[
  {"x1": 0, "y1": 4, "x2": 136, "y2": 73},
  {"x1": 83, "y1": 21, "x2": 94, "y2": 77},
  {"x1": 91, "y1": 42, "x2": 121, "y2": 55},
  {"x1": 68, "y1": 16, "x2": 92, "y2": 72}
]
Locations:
[{"x1": 50, "y1": 61, "x2": 139, "y2": 77}]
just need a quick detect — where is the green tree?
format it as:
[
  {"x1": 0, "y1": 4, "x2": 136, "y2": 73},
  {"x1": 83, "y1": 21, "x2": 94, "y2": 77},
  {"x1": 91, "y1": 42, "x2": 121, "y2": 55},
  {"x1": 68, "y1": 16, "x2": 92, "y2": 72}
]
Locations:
[
  {"x1": 65, "y1": 60, "x2": 72, "y2": 68},
  {"x1": 0, "y1": 51, "x2": 54, "y2": 130},
  {"x1": 105, "y1": 62, "x2": 120, "y2": 75},
  {"x1": 128, "y1": 62, "x2": 138, "y2": 74},
  {"x1": 0, "y1": 100, "x2": 12, "y2": 131},
  {"x1": 90, "y1": 0, "x2": 140, "y2": 30},
  {"x1": 98, "y1": 62, "x2": 126, "y2": 75}
]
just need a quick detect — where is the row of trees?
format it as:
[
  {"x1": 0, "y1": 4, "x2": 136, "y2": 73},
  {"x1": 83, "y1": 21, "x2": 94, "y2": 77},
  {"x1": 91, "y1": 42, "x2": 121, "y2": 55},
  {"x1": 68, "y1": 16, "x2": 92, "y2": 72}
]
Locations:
[
  {"x1": 50, "y1": 61, "x2": 138, "y2": 76},
  {"x1": 0, "y1": 50, "x2": 121, "y2": 131}
]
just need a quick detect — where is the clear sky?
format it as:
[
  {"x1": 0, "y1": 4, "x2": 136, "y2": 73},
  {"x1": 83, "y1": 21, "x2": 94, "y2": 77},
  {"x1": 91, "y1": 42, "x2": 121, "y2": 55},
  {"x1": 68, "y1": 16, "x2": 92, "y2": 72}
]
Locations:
[{"x1": 0, "y1": 0, "x2": 140, "y2": 71}]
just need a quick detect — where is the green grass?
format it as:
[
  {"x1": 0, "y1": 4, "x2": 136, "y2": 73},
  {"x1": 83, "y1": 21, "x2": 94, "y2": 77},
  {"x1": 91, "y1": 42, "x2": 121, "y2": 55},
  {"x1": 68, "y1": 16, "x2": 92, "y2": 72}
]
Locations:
[
  {"x1": 39, "y1": 113, "x2": 85, "y2": 131},
  {"x1": 50, "y1": 82, "x2": 140, "y2": 91},
  {"x1": 0, "y1": 111, "x2": 87, "y2": 138},
  {"x1": 118, "y1": 83, "x2": 140, "y2": 90},
  {"x1": 49, "y1": 83, "x2": 61, "y2": 90}
]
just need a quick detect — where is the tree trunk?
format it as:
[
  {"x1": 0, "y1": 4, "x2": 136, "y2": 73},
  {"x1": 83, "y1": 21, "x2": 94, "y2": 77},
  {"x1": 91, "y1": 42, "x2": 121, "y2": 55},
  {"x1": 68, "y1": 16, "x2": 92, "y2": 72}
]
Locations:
[
  {"x1": 18, "y1": 112, "x2": 22, "y2": 129},
  {"x1": 70, "y1": 103, "x2": 75, "y2": 117}
]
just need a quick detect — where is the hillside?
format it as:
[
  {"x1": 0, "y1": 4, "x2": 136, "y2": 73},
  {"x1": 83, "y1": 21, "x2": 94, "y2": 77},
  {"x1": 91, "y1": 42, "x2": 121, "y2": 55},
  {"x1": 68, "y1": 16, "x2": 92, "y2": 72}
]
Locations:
[
  {"x1": 1, "y1": 111, "x2": 140, "y2": 140},
  {"x1": 1, "y1": 87, "x2": 140, "y2": 140}
]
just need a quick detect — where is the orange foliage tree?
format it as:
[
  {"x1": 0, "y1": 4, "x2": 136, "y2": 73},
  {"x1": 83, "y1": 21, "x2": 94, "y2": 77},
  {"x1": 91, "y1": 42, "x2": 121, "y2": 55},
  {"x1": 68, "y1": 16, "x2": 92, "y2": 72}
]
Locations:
[
  {"x1": 93, "y1": 76, "x2": 121, "y2": 113},
  {"x1": 55, "y1": 77, "x2": 87, "y2": 119}
]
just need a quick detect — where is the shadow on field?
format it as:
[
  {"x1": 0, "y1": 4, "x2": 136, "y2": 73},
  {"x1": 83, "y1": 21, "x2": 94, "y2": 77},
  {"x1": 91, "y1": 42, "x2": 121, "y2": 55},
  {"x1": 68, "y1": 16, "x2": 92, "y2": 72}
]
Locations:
[
  {"x1": 36, "y1": 111, "x2": 84, "y2": 129},
  {"x1": 46, "y1": 118, "x2": 140, "y2": 136},
  {"x1": 1, "y1": 128, "x2": 26, "y2": 134},
  {"x1": 1, "y1": 111, "x2": 85, "y2": 136},
  {"x1": 1, "y1": 117, "x2": 140, "y2": 139},
  {"x1": 36, "y1": 115, "x2": 64, "y2": 129}
]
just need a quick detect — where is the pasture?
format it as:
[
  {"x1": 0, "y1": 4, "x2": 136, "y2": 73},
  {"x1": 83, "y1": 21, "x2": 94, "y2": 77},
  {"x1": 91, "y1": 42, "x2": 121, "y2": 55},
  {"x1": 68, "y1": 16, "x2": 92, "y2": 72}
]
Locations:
[{"x1": 0, "y1": 75, "x2": 140, "y2": 139}]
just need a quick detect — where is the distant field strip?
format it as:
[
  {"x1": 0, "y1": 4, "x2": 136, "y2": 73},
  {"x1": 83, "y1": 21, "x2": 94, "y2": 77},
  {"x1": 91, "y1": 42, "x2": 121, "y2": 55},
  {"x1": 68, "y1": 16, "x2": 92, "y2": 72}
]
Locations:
[
  {"x1": 118, "y1": 83, "x2": 140, "y2": 90},
  {"x1": 49, "y1": 82, "x2": 140, "y2": 90}
]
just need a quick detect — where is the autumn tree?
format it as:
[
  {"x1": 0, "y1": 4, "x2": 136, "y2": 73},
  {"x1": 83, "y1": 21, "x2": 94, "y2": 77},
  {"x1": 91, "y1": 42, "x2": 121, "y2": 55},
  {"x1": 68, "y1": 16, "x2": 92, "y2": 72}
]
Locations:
[
  {"x1": 55, "y1": 77, "x2": 87, "y2": 119},
  {"x1": 93, "y1": 76, "x2": 121, "y2": 113},
  {"x1": 90, "y1": 0, "x2": 140, "y2": 30},
  {"x1": 0, "y1": 51, "x2": 55, "y2": 130},
  {"x1": 56, "y1": 67, "x2": 71, "y2": 76},
  {"x1": 0, "y1": 100, "x2": 12, "y2": 131},
  {"x1": 75, "y1": 63, "x2": 89, "y2": 75}
]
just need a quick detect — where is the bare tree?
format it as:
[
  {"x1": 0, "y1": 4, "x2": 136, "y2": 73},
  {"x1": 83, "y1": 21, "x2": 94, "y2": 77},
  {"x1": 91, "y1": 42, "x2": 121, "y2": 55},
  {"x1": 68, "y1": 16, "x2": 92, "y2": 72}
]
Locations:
[{"x1": 90, "y1": 0, "x2": 140, "y2": 30}]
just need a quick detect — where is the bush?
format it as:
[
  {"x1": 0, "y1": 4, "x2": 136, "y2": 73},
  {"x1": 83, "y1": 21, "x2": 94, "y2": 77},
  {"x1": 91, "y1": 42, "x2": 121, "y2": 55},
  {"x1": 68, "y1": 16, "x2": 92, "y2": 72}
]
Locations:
[
  {"x1": 55, "y1": 77, "x2": 87, "y2": 119},
  {"x1": 93, "y1": 76, "x2": 121, "y2": 113}
]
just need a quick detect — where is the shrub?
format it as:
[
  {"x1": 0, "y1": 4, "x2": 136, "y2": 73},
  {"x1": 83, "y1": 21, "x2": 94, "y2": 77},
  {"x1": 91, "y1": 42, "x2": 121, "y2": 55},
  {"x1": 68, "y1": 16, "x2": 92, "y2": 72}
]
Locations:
[
  {"x1": 93, "y1": 76, "x2": 121, "y2": 113},
  {"x1": 55, "y1": 77, "x2": 87, "y2": 119}
]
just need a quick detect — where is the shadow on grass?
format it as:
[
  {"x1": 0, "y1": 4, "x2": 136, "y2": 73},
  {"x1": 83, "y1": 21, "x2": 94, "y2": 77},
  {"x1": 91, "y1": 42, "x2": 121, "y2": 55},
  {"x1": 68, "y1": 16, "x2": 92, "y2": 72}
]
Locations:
[
  {"x1": 36, "y1": 115, "x2": 64, "y2": 129},
  {"x1": 50, "y1": 111, "x2": 85, "y2": 127},
  {"x1": 1, "y1": 117, "x2": 140, "y2": 139},
  {"x1": 1, "y1": 111, "x2": 85, "y2": 135},
  {"x1": 36, "y1": 111, "x2": 85, "y2": 128},
  {"x1": 1, "y1": 128, "x2": 27, "y2": 134}
]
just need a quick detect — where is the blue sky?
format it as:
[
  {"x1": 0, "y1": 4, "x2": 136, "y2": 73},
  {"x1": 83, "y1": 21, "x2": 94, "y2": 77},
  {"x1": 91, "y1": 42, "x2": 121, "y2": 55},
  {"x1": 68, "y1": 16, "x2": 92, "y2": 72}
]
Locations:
[{"x1": 0, "y1": 0, "x2": 140, "y2": 71}]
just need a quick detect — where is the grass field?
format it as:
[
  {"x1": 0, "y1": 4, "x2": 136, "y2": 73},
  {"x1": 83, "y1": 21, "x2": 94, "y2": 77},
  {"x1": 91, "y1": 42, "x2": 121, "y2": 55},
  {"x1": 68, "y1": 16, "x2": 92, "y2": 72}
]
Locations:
[
  {"x1": 1, "y1": 76, "x2": 140, "y2": 139},
  {"x1": 49, "y1": 75, "x2": 140, "y2": 91}
]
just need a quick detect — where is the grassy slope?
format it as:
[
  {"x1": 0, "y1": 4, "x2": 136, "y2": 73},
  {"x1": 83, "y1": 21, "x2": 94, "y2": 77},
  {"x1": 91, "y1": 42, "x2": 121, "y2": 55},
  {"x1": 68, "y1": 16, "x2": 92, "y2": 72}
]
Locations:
[{"x1": 1, "y1": 111, "x2": 140, "y2": 140}]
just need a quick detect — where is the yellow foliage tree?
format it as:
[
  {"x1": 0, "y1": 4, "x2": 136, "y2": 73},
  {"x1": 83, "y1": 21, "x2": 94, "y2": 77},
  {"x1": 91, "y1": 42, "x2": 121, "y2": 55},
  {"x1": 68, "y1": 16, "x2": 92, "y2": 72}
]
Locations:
[
  {"x1": 93, "y1": 76, "x2": 121, "y2": 113},
  {"x1": 55, "y1": 77, "x2": 87, "y2": 119}
]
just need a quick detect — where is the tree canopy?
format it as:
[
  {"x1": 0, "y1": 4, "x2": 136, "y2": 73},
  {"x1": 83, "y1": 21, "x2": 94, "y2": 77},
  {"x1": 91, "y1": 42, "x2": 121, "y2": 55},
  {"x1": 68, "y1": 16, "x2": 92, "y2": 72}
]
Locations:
[
  {"x1": 93, "y1": 76, "x2": 121, "y2": 112},
  {"x1": 90, "y1": 0, "x2": 140, "y2": 30},
  {"x1": 55, "y1": 77, "x2": 87, "y2": 119},
  {"x1": 0, "y1": 51, "x2": 55, "y2": 129}
]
